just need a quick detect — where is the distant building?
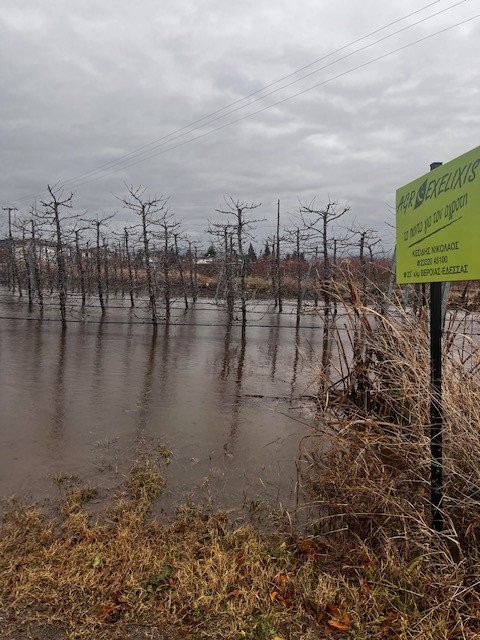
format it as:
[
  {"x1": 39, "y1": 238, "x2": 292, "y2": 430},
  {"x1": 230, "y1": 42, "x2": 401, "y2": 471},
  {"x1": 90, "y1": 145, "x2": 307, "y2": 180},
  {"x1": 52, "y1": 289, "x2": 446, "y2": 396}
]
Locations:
[{"x1": 0, "y1": 237, "x2": 57, "y2": 262}]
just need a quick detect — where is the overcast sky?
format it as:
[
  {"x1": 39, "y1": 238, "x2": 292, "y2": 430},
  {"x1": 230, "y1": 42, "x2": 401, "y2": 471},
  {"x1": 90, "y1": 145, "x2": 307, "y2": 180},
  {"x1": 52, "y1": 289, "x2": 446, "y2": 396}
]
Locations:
[{"x1": 1, "y1": 0, "x2": 479, "y2": 248}]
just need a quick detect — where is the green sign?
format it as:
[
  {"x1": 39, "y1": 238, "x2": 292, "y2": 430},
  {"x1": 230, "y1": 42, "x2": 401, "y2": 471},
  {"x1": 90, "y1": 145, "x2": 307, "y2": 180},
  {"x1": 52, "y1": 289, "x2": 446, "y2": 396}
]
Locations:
[{"x1": 396, "y1": 145, "x2": 480, "y2": 284}]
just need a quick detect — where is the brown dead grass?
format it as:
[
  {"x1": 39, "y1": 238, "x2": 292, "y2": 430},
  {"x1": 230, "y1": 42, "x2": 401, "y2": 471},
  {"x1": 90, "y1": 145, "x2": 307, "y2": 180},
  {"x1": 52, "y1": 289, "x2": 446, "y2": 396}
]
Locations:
[
  {"x1": 1, "y1": 452, "x2": 478, "y2": 639},
  {"x1": 299, "y1": 283, "x2": 480, "y2": 639}
]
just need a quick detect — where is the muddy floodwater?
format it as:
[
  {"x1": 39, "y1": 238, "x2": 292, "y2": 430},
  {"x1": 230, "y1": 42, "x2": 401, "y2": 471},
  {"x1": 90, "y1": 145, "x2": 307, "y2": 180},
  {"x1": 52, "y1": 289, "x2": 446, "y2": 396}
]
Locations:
[{"x1": 0, "y1": 292, "x2": 329, "y2": 514}]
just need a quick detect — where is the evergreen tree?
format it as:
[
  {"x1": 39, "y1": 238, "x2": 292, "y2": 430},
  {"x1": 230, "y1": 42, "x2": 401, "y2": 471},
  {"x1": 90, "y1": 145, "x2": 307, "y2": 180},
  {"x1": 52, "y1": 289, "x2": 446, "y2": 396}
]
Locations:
[
  {"x1": 247, "y1": 243, "x2": 257, "y2": 262},
  {"x1": 204, "y1": 245, "x2": 217, "y2": 258}
]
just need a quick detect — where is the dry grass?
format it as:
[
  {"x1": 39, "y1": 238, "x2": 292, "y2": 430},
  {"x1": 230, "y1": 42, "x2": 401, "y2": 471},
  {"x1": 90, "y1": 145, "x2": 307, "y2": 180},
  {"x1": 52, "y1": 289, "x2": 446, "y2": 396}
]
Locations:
[
  {"x1": 1, "y1": 453, "x2": 479, "y2": 638},
  {"x1": 298, "y1": 283, "x2": 480, "y2": 638}
]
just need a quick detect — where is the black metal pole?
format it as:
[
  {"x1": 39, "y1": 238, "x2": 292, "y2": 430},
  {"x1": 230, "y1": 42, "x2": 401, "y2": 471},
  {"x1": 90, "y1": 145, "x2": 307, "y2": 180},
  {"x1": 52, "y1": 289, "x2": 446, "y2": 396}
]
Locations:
[
  {"x1": 430, "y1": 280, "x2": 443, "y2": 531},
  {"x1": 429, "y1": 161, "x2": 443, "y2": 532}
]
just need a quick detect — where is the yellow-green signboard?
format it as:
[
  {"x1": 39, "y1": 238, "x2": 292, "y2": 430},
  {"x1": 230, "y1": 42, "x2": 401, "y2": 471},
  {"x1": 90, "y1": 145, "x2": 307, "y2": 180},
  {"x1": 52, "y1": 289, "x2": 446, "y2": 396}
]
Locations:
[{"x1": 396, "y1": 145, "x2": 480, "y2": 284}]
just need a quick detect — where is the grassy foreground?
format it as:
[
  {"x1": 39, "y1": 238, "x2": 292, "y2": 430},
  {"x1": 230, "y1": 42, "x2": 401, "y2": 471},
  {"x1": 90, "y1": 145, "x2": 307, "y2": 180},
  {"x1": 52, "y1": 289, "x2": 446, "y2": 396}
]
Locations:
[
  {"x1": 1, "y1": 289, "x2": 479, "y2": 639},
  {"x1": 0, "y1": 458, "x2": 475, "y2": 640}
]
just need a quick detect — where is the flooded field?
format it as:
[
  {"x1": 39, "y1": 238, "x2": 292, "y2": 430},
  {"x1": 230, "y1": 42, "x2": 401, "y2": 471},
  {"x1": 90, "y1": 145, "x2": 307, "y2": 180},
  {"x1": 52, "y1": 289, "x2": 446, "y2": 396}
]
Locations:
[{"x1": 0, "y1": 291, "x2": 330, "y2": 514}]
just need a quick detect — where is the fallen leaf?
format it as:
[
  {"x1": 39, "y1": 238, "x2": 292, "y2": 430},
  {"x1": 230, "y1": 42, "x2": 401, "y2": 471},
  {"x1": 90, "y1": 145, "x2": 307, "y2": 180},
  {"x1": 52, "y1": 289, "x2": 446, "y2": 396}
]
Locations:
[
  {"x1": 326, "y1": 603, "x2": 341, "y2": 617},
  {"x1": 327, "y1": 618, "x2": 351, "y2": 632}
]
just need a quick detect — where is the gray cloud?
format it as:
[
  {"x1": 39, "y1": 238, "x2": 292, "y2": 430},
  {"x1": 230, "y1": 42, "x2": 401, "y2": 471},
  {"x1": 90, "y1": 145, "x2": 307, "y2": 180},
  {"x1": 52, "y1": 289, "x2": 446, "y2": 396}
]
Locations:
[{"x1": 1, "y1": 0, "x2": 478, "y2": 249}]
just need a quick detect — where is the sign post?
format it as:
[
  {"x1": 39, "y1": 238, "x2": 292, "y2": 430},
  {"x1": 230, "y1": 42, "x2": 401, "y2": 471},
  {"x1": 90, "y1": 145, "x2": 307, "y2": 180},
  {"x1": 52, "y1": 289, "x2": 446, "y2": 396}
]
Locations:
[
  {"x1": 396, "y1": 146, "x2": 480, "y2": 532},
  {"x1": 429, "y1": 161, "x2": 444, "y2": 532}
]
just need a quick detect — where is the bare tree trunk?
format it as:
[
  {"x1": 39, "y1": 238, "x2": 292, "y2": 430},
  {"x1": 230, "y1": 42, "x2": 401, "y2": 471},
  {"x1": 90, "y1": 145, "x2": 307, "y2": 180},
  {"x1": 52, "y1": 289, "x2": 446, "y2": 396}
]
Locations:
[
  {"x1": 312, "y1": 246, "x2": 318, "y2": 307},
  {"x1": 187, "y1": 241, "x2": 198, "y2": 304},
  {"x1": 295, "y1": 228, "x2": 302, "y2": 325},
  {"x1": 21, "y1": 229, "x2": 33, "y2": 305},
  {"x1": 270, "y1": 234, "x2": 277, "y2": 306},
  {"x1": 45, "y1": 246, "x2": 53, "y2": 294},
  {"x1": 53, "y1": 207, "x2": 67, "y2": 328},
  {"x1": 103, "y1": 239, "x2": 110, "y2": 303},
  {"x1": 75, "y1": 230, "x2": 86, "y2": 308},
  {"x1": 237, "y1": 230, "x2": 247, "y2": 328},
  {"x1": 124, "y1": 228, "x2": 135, "y2": 308},
  {"x1": 359, "y1": 231, "x2": 367, "y2": 301},
  {"x1": 31, "y1": 220, "x2": 43, "y2": 309},
  {"x1": 174, "y1": 233, "x2": 188, "y2": 310},
  {"x1": 224, "y1": 230, "x2": 234, "y2": 323},
  {"x1": 113, "y1": 245, "x2": 119, "y2": 298},
  {"x1": 141, "y1": 208, "x2": 157, "y2": 326},
  {"x1": 95, "y1": 222, "x2": 106, "y2": 314},
  {"x1": 163, "y1": 229, "x2": 171, "y2": 321},
  {"x1": 276, "y1": 198, "x2": 282, "y2": 313}
]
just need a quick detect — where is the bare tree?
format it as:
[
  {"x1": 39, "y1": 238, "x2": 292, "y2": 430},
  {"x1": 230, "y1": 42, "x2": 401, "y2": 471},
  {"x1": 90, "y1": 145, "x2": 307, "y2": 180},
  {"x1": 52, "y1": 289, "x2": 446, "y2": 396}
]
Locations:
[
  {"x1": 119, "y1": 185, "x2": 168, "y2": 327},
  {"x1": 124, "y1": 226, "x2": 136, "y2": 308},
  {"x1": 72, "y1": 224, "x2": 90, "y2": 308},
  {"x1": 275, "y1": 199, "x2": 283, "y2": 312},
  {"x1": 215, "y1": 197, "x2": 263, "y2": 328},
  {"x1": 38, "y1": 185, "x2": 76, "y2": 329},
  {"x1": 30, "y1": 217, "x2": 43, "y2": 309},
  {"x1": 158, "y1": 209, "x2": 180, "y2": 320},
  {"x1": 87, "y1": 213, "x2": 115, "y2": 314},
  {"x1": 207, "y1": 221, "x2": 236, "y2": 324},
  {"x1": 300, "y1": 198, "x2": 350, "y2": 311},
  {"x1": 348, "y1": 225, "x2": 381, "y2": 302},
  {"x1": 284, "y1": 222, "x2": 312, "y2": 324}
]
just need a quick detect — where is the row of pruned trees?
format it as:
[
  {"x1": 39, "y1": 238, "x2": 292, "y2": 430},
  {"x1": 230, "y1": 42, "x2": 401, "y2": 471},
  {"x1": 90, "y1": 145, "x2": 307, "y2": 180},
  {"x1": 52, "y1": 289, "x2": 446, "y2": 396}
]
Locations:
[
  {"x1": 207, "y1": 196, "x2": 388, "y2": 324},
  {"x1": 1, "y1": 185, "x2": 390, "y2": 328},
  {"x1": 0, "y1": 185, "x2": 201, "y2": 328}
]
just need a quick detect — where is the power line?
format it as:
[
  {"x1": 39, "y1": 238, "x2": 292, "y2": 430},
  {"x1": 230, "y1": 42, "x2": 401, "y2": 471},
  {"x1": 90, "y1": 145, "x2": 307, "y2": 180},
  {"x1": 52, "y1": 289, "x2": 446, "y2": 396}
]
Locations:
[
  {"x1": 66, "y1": 12, "x2": 480, "y2": 191},
  {"x1": 10, "y1": 0, "x2": 470, "y2": 205},
  {"x1": 2, "y1": 313, "x2": 478, "y2": 335},
  {"x1": 55, "y1": 1, "x2": 459, "y2": 184},
  {"x1": 10, "y1": 1, "x2": 444, "y2": 203}
]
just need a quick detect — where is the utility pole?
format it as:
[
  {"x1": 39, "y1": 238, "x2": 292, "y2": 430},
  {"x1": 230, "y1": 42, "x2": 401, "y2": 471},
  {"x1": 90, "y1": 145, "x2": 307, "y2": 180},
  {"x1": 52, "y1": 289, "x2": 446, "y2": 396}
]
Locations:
[
  {"x1": 3, "y1": 206, "x2": 18, "y2": 292},
  {"x1": 276, "y1": 199, "x2": 282, "y2": 313},
  {"x1": 2, "y1": 205, "x2": 17, "y2": 238}
]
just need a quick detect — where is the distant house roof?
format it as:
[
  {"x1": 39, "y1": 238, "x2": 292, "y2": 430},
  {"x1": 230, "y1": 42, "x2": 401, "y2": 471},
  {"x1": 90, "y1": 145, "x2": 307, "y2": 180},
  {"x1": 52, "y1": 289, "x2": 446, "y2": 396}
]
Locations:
[{"x1": 196, "y1": 257, "x2": 217, "y2": 265}]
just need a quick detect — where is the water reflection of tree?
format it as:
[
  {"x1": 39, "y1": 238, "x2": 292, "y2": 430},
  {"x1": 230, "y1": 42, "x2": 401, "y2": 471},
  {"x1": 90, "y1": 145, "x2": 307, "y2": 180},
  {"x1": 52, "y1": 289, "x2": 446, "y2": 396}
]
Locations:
[
  {"x1": 51, "y1": 328, "x2": 67, "y2": 439},
  {"x1": 136, "y1": 328, "x2": 160, "y2": 438},
  {"x1": 268, "y1": 313, "x2": 280, "y2": 381},
  {"x1": 92, "y1": 318, "x2": 106, "y2": 404},
  {"x1": 317, "y1": 303, "x2": 336, "y2": 404},
  {"x1": 290, "y1": 324, "x2": 301, "y2": 401},
  {"x1": 223, "y1": 330, "x2": 246, "y2": 458},
  {"x1": 32, "y1": 319, "x2": 44, "y2": 388},
  {"x1": 221, "y1": 325, "x2": 232, "y2": 380},
  {"x1": 122, "y1": 311, "x2": 135, "y2": 379}
]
